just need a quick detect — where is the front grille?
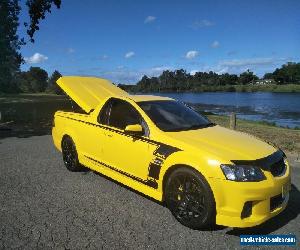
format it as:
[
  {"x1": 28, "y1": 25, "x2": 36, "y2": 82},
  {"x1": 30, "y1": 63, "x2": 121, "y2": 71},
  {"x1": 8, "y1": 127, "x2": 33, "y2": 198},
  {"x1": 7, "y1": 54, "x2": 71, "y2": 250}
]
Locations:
[
  {"x1": 270, "y1": 158, "x2": 286, "y2": 177},
  {"x1": 270, "y1": 194, "x2": 284, "y2": 211}
]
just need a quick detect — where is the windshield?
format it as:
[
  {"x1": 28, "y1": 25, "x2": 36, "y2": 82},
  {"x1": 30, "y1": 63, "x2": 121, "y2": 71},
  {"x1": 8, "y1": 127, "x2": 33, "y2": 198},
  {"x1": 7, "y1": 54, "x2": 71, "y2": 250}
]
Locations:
[{"x1": 137, "y1": 100, "x2": 215, "y2": 132}]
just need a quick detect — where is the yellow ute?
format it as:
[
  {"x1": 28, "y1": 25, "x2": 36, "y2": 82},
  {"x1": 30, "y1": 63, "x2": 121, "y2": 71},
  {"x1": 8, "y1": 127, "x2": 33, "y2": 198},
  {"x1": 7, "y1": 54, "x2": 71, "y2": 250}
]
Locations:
[{"x1": 52, "y1": 76, "x2": 291, "y2": 229}]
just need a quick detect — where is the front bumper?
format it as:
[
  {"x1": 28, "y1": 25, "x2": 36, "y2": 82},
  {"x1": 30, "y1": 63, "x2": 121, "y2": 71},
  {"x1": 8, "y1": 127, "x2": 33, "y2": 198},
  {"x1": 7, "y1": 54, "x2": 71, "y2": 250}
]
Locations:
[{"x1": 210, "y1": 162, "x2": 291, "y2": 228}]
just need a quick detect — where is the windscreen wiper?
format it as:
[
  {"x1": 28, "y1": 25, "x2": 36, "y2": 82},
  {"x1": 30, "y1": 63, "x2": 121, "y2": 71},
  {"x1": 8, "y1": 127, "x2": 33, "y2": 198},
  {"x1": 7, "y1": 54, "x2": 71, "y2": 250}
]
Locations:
[
  {"x1": 186, "y1": 122, "x2": 216, "y2": 130},
  {"x1": 166, "y1": 123, "x2": 216, "y2": 132}
]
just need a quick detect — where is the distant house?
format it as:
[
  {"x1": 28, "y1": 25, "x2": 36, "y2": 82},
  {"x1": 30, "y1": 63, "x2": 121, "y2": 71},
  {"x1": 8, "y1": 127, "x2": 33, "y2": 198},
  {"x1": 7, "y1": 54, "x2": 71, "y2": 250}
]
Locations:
[{"x1": 252, "y1": 79, "x2": 276, "y2": 85}]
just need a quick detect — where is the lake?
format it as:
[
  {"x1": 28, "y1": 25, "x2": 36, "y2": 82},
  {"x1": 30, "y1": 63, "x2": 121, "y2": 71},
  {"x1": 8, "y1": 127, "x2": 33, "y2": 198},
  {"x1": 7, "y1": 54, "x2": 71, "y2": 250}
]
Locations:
[{"x1": 147, "y1": 92, "x2": 300, "y2": 128}]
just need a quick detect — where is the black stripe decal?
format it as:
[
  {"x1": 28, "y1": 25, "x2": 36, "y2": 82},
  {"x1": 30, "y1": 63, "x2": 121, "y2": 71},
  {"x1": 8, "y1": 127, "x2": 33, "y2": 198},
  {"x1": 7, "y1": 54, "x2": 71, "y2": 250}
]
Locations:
[
  {"x1": 148, "y1": 162, "x2": 161, "y2": 179},
  {"x1": 84, "y1": 155, "x2": 158, "y2": 189},
  {"x1": 59, "y1": 114, "x2": 181, "y2": 182},
  {"x1": 148, "y1": 144, "x2": 181, "y2": 180},
  {"x1": 153, "y1": 144, "x2": 181, "y2": 159}
]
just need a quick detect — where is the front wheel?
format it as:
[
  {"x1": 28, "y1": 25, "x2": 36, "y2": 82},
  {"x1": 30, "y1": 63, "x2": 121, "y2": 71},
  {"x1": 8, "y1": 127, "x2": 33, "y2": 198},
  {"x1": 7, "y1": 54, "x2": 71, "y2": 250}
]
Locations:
[
  {"x1": 164, "y1": 167, "x2": 216, "y2": 229},
  {"x1": 61, "y1": 136, "x2": 83, "y2": 172}
]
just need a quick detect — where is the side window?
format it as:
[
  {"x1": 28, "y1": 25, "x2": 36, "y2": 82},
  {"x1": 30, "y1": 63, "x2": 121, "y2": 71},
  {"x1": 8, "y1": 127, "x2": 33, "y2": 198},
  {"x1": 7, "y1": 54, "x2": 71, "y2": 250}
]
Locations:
[
  {"x1": 98, "y1": 98, "x2": 149, "y2": 136},
  {"x1": 98, "y1": 99, "x2": 113, "y2": 125},
  {"x1": 109, "y1": 99, "x2": 142, "y2": 130}
]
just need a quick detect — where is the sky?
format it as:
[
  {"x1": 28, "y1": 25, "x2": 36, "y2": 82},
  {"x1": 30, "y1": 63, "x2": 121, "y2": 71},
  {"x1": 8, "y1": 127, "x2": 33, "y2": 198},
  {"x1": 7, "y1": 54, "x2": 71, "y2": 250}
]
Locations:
[{"x1": 18, "y1": 0, "x2": 300, "y2": 84}]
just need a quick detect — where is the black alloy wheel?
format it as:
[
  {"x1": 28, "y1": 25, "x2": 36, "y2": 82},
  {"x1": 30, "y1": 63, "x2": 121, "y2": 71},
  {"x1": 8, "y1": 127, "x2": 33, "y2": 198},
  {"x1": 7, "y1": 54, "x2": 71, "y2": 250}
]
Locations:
[
  {"x1": 61, "y1": 136, "x2": 83, "y2": 172},
  {"x1": 165, "y1": 167, "x2": 216, "y2": 229}
]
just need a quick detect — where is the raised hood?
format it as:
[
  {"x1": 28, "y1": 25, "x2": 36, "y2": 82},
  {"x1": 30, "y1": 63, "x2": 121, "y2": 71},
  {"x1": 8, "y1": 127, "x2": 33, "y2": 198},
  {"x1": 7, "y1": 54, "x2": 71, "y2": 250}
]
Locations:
[{"x1": 57, "y1": 76, "x2": 129, "y2": 113}]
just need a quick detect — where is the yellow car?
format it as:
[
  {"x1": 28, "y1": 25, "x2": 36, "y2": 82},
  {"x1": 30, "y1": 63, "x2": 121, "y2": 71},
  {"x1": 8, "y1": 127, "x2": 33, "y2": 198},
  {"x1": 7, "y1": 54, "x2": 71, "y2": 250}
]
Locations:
[{"x1": 52, "y1": 76, "x2": 291, "y2": 229}]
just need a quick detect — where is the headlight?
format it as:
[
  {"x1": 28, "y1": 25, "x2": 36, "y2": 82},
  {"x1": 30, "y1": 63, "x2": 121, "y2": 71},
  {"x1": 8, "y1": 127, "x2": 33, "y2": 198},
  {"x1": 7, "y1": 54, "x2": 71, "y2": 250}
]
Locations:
[{"x1": 220, "y1": 164, "x2": 266, "y2": 182}]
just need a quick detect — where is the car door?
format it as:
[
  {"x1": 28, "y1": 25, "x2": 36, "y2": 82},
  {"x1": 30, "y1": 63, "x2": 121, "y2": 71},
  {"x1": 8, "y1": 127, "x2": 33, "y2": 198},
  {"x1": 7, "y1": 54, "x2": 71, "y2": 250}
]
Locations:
[{"x1": 98, "y1": 98, "x2": 158, "y2": 182}]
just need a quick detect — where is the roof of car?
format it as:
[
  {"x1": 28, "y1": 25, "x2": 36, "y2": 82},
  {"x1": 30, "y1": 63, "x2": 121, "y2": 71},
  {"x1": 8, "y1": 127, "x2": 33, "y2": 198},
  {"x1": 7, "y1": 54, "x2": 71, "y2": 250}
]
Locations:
[{"x1": 129, "y1": 95, "x2": 174, "y2": 102}]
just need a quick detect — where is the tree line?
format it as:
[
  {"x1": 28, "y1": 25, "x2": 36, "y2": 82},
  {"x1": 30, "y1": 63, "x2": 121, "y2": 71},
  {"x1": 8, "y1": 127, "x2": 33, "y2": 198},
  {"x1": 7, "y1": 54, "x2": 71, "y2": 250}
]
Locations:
[
  {"x1": 119, "y1": 62, "x2": 300, "y2": 92},
  {"x1": 0, "y1": 0, "x2": 61, "y2": 94},
  {"x1": 16, "y1": 67, "x2": 63, "y2": 94},
  {"x1": 0, "y1": 64, "x2": 62, "y2": 94}
]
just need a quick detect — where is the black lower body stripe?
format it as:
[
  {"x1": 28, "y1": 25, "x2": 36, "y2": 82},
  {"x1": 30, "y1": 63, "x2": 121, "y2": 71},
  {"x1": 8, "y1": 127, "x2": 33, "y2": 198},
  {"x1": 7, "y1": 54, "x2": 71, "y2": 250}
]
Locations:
[{"x1": 84, "y1": 155, "x2": 158, "y2": 189}]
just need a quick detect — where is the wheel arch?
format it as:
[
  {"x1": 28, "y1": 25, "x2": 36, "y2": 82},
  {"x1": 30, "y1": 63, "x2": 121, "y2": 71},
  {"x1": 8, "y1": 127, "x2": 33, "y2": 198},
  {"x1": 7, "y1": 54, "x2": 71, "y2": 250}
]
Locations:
[
  {"x1": 61, "y1": 134, "x2": 71, "y2": 143},
  {"x1": 61, "y1": 133, "x2": 85, "y2": 172},
  {"x1": 61, "y1": 133, "x2": 75, "y2": 147},
  {"x1": 60, "y1": 128, "x2": 79, "y2": 148},
  {"x1": 158, "y1": 150, "x2": 224, "y2": 201},
  {"x1": 161, "y1": 164, "x2": 210, "y2": 202}
]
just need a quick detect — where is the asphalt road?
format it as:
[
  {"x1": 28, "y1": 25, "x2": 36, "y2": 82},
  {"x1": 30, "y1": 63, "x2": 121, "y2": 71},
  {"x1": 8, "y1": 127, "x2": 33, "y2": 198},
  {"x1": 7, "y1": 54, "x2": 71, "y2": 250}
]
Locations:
[{"x1": 0, "y1": 135, "x2": 299, "y2": 249}]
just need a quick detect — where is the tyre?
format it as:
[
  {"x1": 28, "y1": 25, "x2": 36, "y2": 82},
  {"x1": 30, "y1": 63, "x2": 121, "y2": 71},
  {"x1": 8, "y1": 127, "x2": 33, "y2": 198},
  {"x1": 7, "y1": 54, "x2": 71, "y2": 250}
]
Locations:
[
  {"x1": 164, "y1": 167, "x2": 216, "y2": 229},
  {"x1": 61, "y1": 136, "x2": 83, "y2": 172}
]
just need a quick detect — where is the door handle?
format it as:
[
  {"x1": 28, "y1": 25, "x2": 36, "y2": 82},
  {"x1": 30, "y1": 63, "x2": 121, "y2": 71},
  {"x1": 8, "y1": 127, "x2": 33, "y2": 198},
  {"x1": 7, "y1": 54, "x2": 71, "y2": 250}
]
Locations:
[{"x1": 107, "y1": 134, "x2": 113, "y2": 137}]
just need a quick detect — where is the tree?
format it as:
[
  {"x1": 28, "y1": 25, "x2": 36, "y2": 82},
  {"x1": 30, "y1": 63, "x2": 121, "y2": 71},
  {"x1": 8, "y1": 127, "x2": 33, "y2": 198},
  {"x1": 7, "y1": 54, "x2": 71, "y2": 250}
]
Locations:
[
  {"x1": 24, "y1": 67, "x2": 48, "y2": 92},
  {"x1": 0, "y1": 0, "x2": 61, "y2": 93},
  {"x1": 25, "y1": 0, "x2": 61, "y2": 42},
  {"x1": 0, "y1": 0, "x2": 24, "y2": 93},
  {"x1": 137, "y1": 75, "x2": 152, "y2": 92},
  {"x1": 263, "y1": 73, "x2": 273, "y2": 79},
  {"x1": 46, "y1": 70, "x2": 63, "y2": 94},
  {"x1": 219, "y1": 73, "x2": 238, "y2": 85},
  {"x1": 174, "y1": 69, "x2": 188, "y2": 91},
  {"x1": 272, "y1": 62, "x2": 300, "y2": 84},
  {"x1": 238, "y1": 70, "x2": 258, "y2": 85}
]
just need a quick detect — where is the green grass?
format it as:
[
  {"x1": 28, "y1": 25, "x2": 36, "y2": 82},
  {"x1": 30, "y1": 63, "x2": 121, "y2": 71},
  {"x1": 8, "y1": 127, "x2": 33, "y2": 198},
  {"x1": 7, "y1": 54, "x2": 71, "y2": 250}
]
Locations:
[{"x1": 234, "y1": 84, "x2": 300, "y2": 93}]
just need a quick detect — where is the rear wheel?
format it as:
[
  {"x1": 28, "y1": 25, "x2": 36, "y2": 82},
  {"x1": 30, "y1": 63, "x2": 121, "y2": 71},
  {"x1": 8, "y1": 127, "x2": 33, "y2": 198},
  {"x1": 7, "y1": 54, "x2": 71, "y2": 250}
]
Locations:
[
  {"x1": 164, "y1": 167, "x2": 216, "y2": 229},
  {"x1": 61, "y1": 136, "x2": 83, "y2": 172}
]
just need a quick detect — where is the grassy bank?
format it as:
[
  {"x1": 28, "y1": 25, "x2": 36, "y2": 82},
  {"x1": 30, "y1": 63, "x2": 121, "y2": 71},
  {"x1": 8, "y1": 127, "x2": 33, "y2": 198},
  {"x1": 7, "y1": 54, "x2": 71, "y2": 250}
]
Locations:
[
  {"x1": 207, "y1": 114, "x2": 300, "y2": 154},
  {"x1": 233, "y1": 84, "x2": 300, "y2": 92},
  {"x1": 189, "y1": 83, "x2": 300, "y2": 93}
]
